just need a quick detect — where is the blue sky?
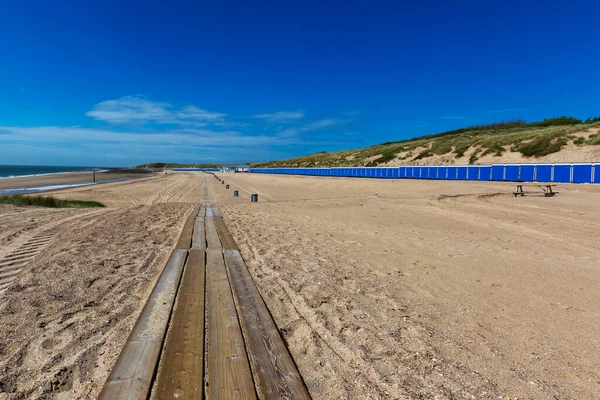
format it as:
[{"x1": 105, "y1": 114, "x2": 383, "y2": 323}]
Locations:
[{"x1": 1, "y1": 0, "x2": 599, "y2": 167}]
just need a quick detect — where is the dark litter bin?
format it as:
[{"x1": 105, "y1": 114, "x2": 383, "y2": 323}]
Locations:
[{"x1": 251, "y1": 193, "x2": 258, "y2": 202}]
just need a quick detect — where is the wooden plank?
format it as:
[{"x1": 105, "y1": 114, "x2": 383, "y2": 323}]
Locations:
[
  {"x1": 192, "y1": 217, "x2": 206, "y2": 250},
  {"x1": 205, "y1": 249, "x2": 257, "y2": 400},
  {"x1": 211, "y1": 207, "x2": 222, "y2": 217},
  {"x1": 224, "y1": 250, "x2": 311, "y2": 400},
  {"x1": 153, "y1": 249, "x2": 206, "y2": 399},
  {"x1": 99, "y1": 249, "x2": 188, "y2": 400},
  {"x1": 214, "y1": 216, "x2": 239, "y2": 251},
  {"x1": 192, "y1": 207, "x2": 206, "y2": 250},
  {"x1": 175, "y1": 206, "x2": 200, "y2": 249},
  {"x1": 205, "y1": 217, "x2": 221, "y2": 250}
]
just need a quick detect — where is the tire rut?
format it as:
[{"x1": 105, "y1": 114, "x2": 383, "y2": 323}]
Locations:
[
  {"x1": 226, "y1": 215, "x2": 397, "y2": 397},
  {"x1": 0, "y1": 209, "x2": 109, "y2": 296},
  {"x1": 0, "y1": 229, "x2": 61, "y2": 293}
]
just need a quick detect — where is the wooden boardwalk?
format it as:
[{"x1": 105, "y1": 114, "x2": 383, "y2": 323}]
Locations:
[{"x1": 100, "y1": 177, "x2": 310, "y2": 399}]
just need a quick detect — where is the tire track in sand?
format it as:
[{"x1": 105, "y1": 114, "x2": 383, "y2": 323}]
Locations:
[
  {"x1": 226, "y1": 215, "x2": 398, "y2": 398},
  {"x1": 143, "y1": 174, "x2": 202, "y2": 204},
  {"x1": 0, "y1": 209, "x2": 108, "y2": 296},
  {"x1": 144, "y1": 175, "x2": 185, "y2": 204}
]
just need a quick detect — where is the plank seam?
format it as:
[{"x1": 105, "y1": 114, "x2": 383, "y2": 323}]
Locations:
[
  {"x1": 99, "y1": 249, "x2": 188, "y2": 400},
  {"x1": 212, "y1": 203, "x2": 311, "y2": 399},
  {"x1": 220, "y1": 248, "x2": 259, "y2": 396},
  {"x1": 204, "y1": 205, "x2": 258, "y2": 399},
  {"x1": 228, "y1": 250, "x2": 311, "y2": 396},
  {"x1": 152, "y1": 249, "x2": 206, "y2": 399}
]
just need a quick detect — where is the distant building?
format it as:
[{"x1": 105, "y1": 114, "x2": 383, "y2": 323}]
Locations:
[{"x1": 221, "y1": 164, "x2": 250, "y2": 173}]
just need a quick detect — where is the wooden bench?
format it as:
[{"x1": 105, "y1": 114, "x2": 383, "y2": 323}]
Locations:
[{"x1": 514, "y1": 184, "x2": 556, "y2": 197}]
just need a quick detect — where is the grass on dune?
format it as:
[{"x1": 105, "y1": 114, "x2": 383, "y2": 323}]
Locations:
[
  {"x1": 131, "y1": 162, "x2": 221, "y2": 169},
  {"x1": 253, "y1": 117, "x2": 600, "y2": 167},
  {"x1": 0, "y1": 195, "x2": 105, "y2": 208}
]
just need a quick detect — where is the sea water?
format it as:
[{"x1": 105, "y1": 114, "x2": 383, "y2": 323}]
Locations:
[
  {"x1": 0, "y1": 165, "x2": 113, "y2": 196},
  {"x1": 0, "y1": 165, "x2": 100, "y2": 179}
]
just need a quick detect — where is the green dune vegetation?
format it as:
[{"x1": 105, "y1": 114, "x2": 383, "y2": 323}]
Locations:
[
  {"x1": 253, "y1": 116, "x2": 600, "y2": 167},
  {"x1": 132, "y1": 163, "x2": 221, "y2": 169},
  {"x1": 0, "y1": 195, "x2": 105, "y2": 208}
]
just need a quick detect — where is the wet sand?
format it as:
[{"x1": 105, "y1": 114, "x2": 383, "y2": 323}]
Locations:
[
  {"x1": 0, "y1": 171, "x2": 151, "y2": 192},
  {"x1": 0, "y1": 172, "x2": 599, "y2": 399}
]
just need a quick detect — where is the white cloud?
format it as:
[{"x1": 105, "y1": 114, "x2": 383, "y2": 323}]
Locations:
[
  {"x1": 480, "y1": 108, "x2": 526, "y2": 114},
  {"x1": 252, "y1": 111, "x2": 305, "y2": 123},
  {"x1": 443, "y1": 115, "x2": 469, "y2": 120},
  {"x1": 0, "y1": 122, "x2": 356, "y2": 166},
  {"x1": 0, "y1": 125, "x2": 302, "y2": 148},
  {"x1": 86, "y1": 96, "x2": 226, "y2": 125},
  {"x1": 303, "y1": 118, "x2": 338, "y2": 129},
  {"x1": 277, "y1": 129, "x2": 299, "y2": 138},
  {"x1": 86, "y1": 96, "x2": 170, "y2": 123},
  {"x1": 278, "y1": 118, "x2": 344, "y2": 138},
  {"x1": 176, "y1": 105, "x2": 227, "y2": 121},
  {"x1": 1, "y1": 97, "x2": 361, "y2": 165}
]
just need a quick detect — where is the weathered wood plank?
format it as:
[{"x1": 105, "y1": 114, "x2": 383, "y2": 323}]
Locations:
[
  {"x1": 205, "y1": 249, "x2": 257, "y2": 400},
  {"x1": 175, "y1": 206, "x2": 200, "y2": 249},
  {"x1": 99, "y1": 249, "x2": 188, "y2": 400},
  {"x1": 214, "y1": 216, "x2": 239, "y2": 251},
  {"x1": 153, "y1": 249, "x2": 206, "y2": 399},
  {"x1": 224, "y1": 250, "x2": 311, "y2": 400},
  {"x1": 192, "y1": 218, "x2": 206, "y2": 250},
  {"x1": 192, "y1": 207, "x2": 206, "y2": 250},
  {"x1": 211, "y1": 206, "x2": 222, "y2": 217},
  {"x1": 205, "y1": 217, "x2": 221, "y2": 250}
]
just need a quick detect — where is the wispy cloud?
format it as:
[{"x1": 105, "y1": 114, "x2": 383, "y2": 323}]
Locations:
[
  {"x1": 443, "y1": 115, "x2": 469, "y2": 120},
  {"x1": 480, "y1": 108, "x2": 527, "y2": 114},
  {"x1": 1, "y1": 95, "x2": 361, "y2": 165},
  {"x1": 252, "y1": 110, "x2": 304, "y2": 123},
  {"x1": 86, "y1": 96, "x2": 226, "y2": 125},
  {"x1": 0, "y1": 125, "x2": 292, "y2": 148},
  {"x1": 303, "y1": 119, "x2": 339, "y2": 129},
  {"x1": 175, "y1": 105, "x2": 226, "y2": 121},
  {"x1": 277, "y1": 118, "x2": 344, "y2": 138}
]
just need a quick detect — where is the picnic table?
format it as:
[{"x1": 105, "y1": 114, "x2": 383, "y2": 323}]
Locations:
[{"x1": 513, "y1": 184, "x2": 556, "y2": 197}]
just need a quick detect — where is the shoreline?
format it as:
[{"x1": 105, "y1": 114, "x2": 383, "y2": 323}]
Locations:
[
  {"x1": 0, "y1": 170, "x2": 108, "y2": 180},
  {"x1": 0, "y1": 171, "x2": 152, "y2": 196}
]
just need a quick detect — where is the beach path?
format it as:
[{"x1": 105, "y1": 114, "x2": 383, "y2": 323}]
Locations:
[{"x1": 99, "y1": 175, "x2": 310, "y2": 399}]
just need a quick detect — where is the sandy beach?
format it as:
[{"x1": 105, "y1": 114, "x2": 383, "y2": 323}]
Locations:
[
  {"x1": 0, "y1": 173, "x2": 201, "y2": 399},
  {"x1": 208, "y1": 173, "x2": 600, "y2": 399},
  {"x1": 1, "y1": 172, "x2": 599, "y2": 399}
]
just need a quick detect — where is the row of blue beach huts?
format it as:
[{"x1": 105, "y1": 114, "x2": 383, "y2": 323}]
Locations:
[{"x1": 250, "y1": 163, "x2": 600, "y2": 184}]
